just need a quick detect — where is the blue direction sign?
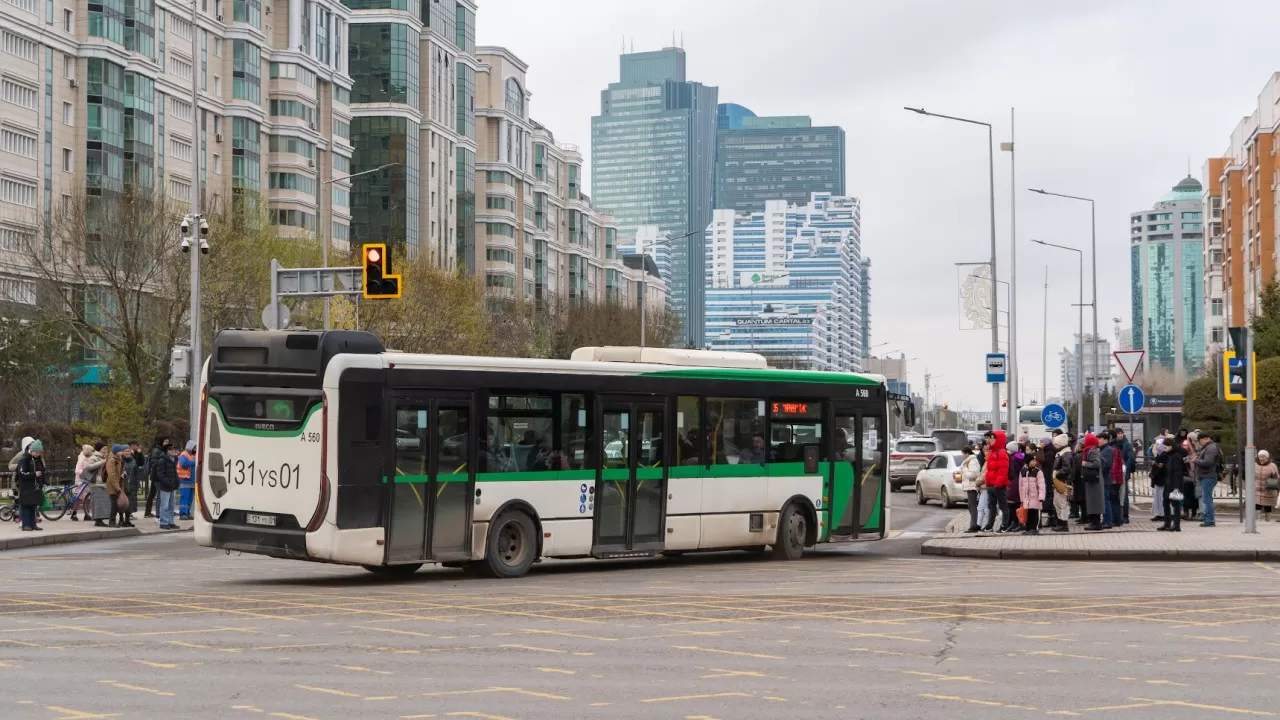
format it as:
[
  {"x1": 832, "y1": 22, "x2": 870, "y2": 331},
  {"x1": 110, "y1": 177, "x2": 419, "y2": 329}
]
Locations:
[
  {"x1": 1118, "y1": 384, "x2": 1145, "y2": 414},
  {"x1": 1041, "y1": 403, "x2": 1067, "y2": 429},
  {"x1": 985, "y1": 353, "x2": 1008, "y2": 383}
]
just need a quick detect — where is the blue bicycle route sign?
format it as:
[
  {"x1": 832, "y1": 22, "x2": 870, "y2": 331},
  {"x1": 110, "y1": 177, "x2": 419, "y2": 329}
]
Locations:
[{"x1": 1041, "y1": 403, "x2": 1067, "y2": 429}]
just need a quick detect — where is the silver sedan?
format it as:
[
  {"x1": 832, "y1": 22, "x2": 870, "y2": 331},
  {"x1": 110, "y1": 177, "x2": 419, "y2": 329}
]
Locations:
[{"x1": 915, "y1": 451, "x2": 969, "y2": 509}]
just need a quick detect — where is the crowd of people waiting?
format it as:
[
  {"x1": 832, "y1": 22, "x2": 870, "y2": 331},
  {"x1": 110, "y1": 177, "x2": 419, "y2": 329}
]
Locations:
[
  {"x1": 7, "y1": 435, "x2": 197, "y2": 532},
  {"x1": 953, "y1": 427, "x2": 1275, "y2": 534}
]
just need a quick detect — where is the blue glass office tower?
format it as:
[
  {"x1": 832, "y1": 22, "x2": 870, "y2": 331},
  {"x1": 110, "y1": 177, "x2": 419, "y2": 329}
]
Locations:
[
  {"x1": 715, "y1": 110, "x2": 845, "y2": 214},
  {"x1": 591, "y1": 47, "x2": 718, "y2": 347},
  {"x1": 703, "y1": 193, "x2": 864, "y2": 370},
  {"x1": 1130, "y1": 176, "x2": 1205, "y2": 377}
]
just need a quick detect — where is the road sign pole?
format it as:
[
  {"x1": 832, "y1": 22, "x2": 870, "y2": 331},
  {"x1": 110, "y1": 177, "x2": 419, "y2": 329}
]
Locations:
[{"x1": 1245, "y1": 328, "x2": 1257, "y2": 534}]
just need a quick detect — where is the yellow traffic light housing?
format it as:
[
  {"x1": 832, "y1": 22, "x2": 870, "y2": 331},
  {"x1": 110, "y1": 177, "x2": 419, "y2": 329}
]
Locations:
[
  {"x1": 1223, "y1": 349, "x2": 1255, "y2": 402},
  {"x1": 362, "y1": 243, "x2": 401, "y2": 299}
]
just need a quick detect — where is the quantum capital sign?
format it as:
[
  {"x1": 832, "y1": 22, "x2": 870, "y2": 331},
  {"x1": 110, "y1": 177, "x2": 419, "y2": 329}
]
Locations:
[{"x1": 734, "y1": 317, "x2": 815, "y2": 326}]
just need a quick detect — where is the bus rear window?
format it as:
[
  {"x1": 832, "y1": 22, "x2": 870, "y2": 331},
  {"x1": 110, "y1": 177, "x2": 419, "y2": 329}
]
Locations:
[
  {"x1": 931, "y1": 430, "x2": 968, "y2": 451},
  {"x1": 214, "y1": 393, "x2": 317, "y2": 426}
]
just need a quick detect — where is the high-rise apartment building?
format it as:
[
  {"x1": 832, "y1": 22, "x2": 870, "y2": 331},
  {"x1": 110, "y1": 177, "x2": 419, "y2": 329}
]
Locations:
[
  {"x1": 1129, "y1": 176, "x2": 1205, "y2": 378},
  {"x1": 346, "y1": 0, "x2": 476, "y2": 267},
  {"x1": 703, "y1": 193, "x2": 864, "y2": 370},
  {"x1": 1059, "y1": 333, "x2": 1115, "y2": 401},
  {"x1": 469, "y1": 47, "x2": 662, "y2": 310},
  {"x1": 714, "y1": 110, "x2": 845, "y2": 214},
  {"x1": 1203, "y1": 73, "x2": 1280, "y2": 344},
  {"x1": 1202, "y1": 156, "x2": 1228, "y2": 363},
  {"x1": 0, "y1": 0, "x2": 355, "y2": 307},
  {"x1": 591, "y1": 47, "x2": 717, "y2": 346},
  {"x1": 860, "y1": 258, "x2": 871, "y2": 359}
]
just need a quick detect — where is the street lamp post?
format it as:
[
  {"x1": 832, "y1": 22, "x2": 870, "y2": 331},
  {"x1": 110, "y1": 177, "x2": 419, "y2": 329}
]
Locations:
[
  {"x1": 1033, "y1": 238, "x2": 1085, "y2": 434},
  {"x1": 907, "y1": 107, "x2": 1001, "y2": 435},
  {"x1": 640, "y1": 229, "x2": 700, "y2": 348},
  {"x1": 321, "y1": 162, "x2": 401, "y2": 330},
  {"x1": 186, "y1": 0, "x2": 201, "y2": 445},
  {"x1": 1030, "y1": 188, "x2": 1100, "y2": 430}
]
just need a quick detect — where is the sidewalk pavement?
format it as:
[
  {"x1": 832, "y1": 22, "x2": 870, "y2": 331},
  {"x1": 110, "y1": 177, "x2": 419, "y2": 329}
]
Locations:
[
  {"x1": 0, "y1": 514, "x2": 191, "y2": 551},
  {"x1": 922, "y1": 503, "x2": 1280, "y2": 561}
]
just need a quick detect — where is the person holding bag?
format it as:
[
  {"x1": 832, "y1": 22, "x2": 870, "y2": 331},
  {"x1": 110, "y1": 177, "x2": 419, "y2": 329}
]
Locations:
[
  {"x1": 104, "y1": 445, "x2": 133, "y2": 528},
  {"x1": 1256, "y1": 450, "x2": 1279, "y2": 521},
  {"x1": 1050, "y1": 434, "x2": 1073, "y2": 532}
]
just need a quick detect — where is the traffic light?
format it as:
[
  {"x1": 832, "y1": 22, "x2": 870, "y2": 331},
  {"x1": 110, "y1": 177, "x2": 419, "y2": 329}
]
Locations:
[
  {"x1": 1223, "y1": 350, "x2": 1255, "y2": 402},
  {"x1": 362, "y1": 243, "x2": 401, "y2": 299}
]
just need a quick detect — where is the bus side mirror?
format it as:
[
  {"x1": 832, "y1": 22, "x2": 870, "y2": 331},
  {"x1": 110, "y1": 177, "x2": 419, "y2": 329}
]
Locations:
[{"x1": 903, "y1": 401, "x2": 916, "y2": 428}]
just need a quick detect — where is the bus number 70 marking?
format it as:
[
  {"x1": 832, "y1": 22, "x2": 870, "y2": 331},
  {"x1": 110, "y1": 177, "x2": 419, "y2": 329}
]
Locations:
[{"x1": 225, "y1": 458, "x2": 302, "y2": 489}]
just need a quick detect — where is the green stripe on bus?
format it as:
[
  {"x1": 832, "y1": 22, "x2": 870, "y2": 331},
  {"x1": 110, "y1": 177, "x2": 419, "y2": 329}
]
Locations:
[
  {"x1": 208, "y1": 398, "x2": 321, "y2": 437},
  {"x1": 641, "y1": 367, "x2": 882, "y2": 387}
]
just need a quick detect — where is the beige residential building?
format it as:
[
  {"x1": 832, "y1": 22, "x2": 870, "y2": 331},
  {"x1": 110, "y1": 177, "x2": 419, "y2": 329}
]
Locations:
[
  {"x1": 0, "y1": 0, "x2": 355, "y2": 306},
  {"x1": 469, "y1": 46, "x2": 663, "y2": 310}
]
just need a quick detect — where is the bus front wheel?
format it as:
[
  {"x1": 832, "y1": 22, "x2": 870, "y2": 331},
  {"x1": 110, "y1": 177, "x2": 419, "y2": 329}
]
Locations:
[
  {"x1": 483, "y1": 510, "x2": 537, "y2": 579},
  {"x1": 771, "y1": 503, "x2": 807, "y2": 561}
]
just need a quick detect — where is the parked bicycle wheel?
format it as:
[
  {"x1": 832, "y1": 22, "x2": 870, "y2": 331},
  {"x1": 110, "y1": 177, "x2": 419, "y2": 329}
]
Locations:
[
  {"x1": 0, "y1": 503, "x2": 13, "y2": 523},
  {"x1": 40, "y1": 488, "x2": 69, "y2": 521}
]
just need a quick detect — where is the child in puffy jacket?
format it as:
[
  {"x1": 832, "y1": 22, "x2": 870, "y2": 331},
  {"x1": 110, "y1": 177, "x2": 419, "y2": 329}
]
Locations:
[
  {"x1": 1019, "y1": 453, "x2": 1047, "y2": 535},
  {"x1": 1004, "y1": 441, "x2": 1025, "y2": 533}
]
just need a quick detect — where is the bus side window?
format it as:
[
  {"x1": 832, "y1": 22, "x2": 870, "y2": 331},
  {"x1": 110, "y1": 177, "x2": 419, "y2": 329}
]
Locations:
[
  {"x1": 336, "y1": 379, "x2": 384, "y2": 529},
  {"x1": 676, "y1": 396, "x2": 702, "y2": 466},
  {"x1": 708, "y1": 398, "x2": 765, "y2": 466}
]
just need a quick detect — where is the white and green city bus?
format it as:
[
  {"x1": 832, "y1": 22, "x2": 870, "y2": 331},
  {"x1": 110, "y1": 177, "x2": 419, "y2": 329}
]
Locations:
[{"x1": 194, "y1": 330, "x2": 899, "y2": 578}]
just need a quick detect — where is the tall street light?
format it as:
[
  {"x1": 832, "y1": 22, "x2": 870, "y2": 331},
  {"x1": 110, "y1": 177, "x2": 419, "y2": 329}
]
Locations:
[
  {"x1": 1033, "y1": 238, "x2": 1085, "y2": 434},
  {"x1": 640, "y1": 228, "x2": 700, "y2": 347},
  {"x1": 907, "y1": 107, "x2": 1000, "y2": 434},
  {"x1": 1030, "y1": 188, "x2": 1099, "y2": 430},
  {"x1": 321, "y1": 162, "x2": 401, "y2": 330}
]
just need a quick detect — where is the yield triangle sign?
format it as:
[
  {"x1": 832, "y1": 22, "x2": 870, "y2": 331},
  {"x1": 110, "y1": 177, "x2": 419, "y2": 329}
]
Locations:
[{"x1": 1114, "y1": 350, "x2": 1145, "y2": 383}]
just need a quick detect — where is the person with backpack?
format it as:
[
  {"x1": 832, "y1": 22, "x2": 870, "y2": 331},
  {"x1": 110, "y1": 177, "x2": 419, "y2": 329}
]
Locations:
[
  {"x1": 1003, "y1": 440, "x2": 1026, "y2": 533},
  {"x1": 1194, "y1": 433, "x2": 1222, "y2": 527}
]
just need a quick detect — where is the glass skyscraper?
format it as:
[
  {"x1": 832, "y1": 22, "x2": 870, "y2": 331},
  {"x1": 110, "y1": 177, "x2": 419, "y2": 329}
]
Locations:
[
  {"x1": 714, "y1": 110, "x2": 846, "y2": 214},
  {"x1": 591, "y1": 47, "x2": 718, "y2": 347},
  {"x1": 1130, "y1": 176, "x2": 1205, "y2": 378}
]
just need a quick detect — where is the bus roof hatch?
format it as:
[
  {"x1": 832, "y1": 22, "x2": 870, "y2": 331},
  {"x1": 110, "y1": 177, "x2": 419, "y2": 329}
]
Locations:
[{"x1": 570, "y1": 346, "x2": 769, "y2": 370}]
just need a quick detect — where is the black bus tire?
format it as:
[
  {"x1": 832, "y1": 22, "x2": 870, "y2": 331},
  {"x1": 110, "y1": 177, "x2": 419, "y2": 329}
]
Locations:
[
  {"x1": 771, "y1": 502, "x2": 807, "y2": 561},
  {"x1": 483, "y1": 510, "x2": 538, "y2": 579}
]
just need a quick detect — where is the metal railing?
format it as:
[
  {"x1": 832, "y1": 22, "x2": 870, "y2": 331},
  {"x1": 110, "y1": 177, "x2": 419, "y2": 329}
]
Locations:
[{"x1": 1127, "y1": 468, "x2": 1241, "y2": 501}]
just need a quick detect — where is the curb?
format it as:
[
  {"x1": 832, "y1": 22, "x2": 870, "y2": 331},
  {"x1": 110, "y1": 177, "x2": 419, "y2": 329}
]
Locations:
[
  {"x1": 921, "y1": 541, "x2": 1280, "y2": 561},
  {"x1": 0, "y1": 526, "x2": 191, "y2": 551}
]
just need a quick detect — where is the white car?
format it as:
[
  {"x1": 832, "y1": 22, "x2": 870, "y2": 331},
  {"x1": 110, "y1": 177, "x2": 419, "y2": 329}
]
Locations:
[{"x1": 915, "y1": 451, "x2": 968, "y2": 508}]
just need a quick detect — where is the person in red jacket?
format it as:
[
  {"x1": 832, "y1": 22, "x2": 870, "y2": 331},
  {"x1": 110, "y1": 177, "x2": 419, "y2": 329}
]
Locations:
[{"x1": 980, "y1": 430, "x2": 1010, "y2": 531}]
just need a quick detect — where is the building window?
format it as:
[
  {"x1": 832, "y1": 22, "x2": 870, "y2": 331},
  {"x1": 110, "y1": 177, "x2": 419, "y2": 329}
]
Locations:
[
  {"x1": 63, "y1": 8, "x2": 73, "y2": 31},
  {"x1": 504, "y1": 77, "x2": 523, "y2": 117},
  {"x1": 332, "y1": 118, "x2": 349, "y2": 141},
  {"x1": 268, "y1": 172, "x2": 317, "y2": 195},
  {"x1": 0, "y1": 175, "x2": 38, "y2": 207},
  {"x1": 1, "y1": 77, "x2": 38, "y2": 111},
  {"x1": 1211, "y1": 299, "x2": 1224, "y2": 317},
  {"x1": 348, "y1": 23, "x2": 419, "y2": 106},
  {"x1": 485, "y1": 222, "x2": 514, "y2": 238},
  {"x1": 231, "y1": 0, "x2": 260, "y2": 28},
  {"x1": 0, "y1": 223, "x2": 35, "y2": 251},
  {"x1": 273, "y1": 208, "x2": 316, "y2": 230},
  {"x1": 231, "y1": 116, "x2": 261, "y2": 196},
  {"x1": 485, "y1": 248, "x2": 514, "y2": 264},
  {"x1": 485, "y1": 196, "x2": 514, "y2": 211},
  {"x1": 169, "y1": 135, "x2": 192, "y2": 161},
  {"x1": 232, "y1": 39, "x2": 261, "y2": 103},
  {"x1": 0, "y1": 276, "x2": 36, "y2": 305},
  {"x1": 3, "y1": 31, "x2": 39, "y2": 62},
  {"x1": 267, "y1": 134, "x2": 315, "y2": 159},
  {"x1": 61, "y1": 147, "x2": 72, "y2": 171},
  {"x1": 269, "y1": 99, "x2": 316, "y2": 124},
  {"x1": 88, "y1": 0, "x2": 125, "y2": 45},
  {"x1": 1, "y1": 125, "x2": 38, "y2": 159},
  {"x1": 62, "y1": 101, "x2": 73, "y2": 125},
  {"x1": 167, "y1": 176, "x2": 191, "y2": 201}
]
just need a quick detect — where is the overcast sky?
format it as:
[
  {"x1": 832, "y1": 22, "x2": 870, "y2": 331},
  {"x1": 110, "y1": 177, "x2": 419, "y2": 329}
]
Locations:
[{"x1": 477, "y1": 0, "x2": 1280, "y2": 410}]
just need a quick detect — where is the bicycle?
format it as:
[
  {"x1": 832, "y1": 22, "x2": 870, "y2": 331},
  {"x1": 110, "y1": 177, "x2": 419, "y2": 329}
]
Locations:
[{"x1": 40, "y1": 481, "x2": 91, "y2": 521}]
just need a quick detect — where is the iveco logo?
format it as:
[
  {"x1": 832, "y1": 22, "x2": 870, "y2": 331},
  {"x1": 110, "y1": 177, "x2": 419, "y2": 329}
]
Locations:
[{"x1": 254, "y1": 423, "x2": 276, "y2": 430}]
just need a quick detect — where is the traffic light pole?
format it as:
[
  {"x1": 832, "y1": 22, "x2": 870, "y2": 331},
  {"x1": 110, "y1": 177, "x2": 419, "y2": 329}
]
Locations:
[{"x1": 1245, "y1": 327, "x2": 1257, "y2": 534}]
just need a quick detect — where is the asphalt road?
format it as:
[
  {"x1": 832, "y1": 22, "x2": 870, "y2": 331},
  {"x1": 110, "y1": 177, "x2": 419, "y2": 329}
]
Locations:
[{"x1": 2, "y1": 492, "x2": 1278, "y2": 720}]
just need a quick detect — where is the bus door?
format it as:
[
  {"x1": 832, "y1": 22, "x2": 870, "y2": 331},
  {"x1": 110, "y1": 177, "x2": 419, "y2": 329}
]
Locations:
[
  {"x1": 831, "y1": 405, "x2": 887, "y2": 537},
  {"x1": 594, "y1": 397, "x2": 667, "y2": 556},
  {"x1": 386, "y1": 393, "x2": 474, "y2": 564}
]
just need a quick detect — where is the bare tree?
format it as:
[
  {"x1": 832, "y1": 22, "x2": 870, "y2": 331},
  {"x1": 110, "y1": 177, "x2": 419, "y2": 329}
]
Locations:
[{"x1": 23, "y1": 189, "x2": 188, "y2": 422}]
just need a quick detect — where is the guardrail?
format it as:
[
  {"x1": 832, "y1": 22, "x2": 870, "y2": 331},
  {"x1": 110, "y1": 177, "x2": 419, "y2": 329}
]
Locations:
[{"x1": 1128, "y1": 469, "x2": 1242, "y2": 500}]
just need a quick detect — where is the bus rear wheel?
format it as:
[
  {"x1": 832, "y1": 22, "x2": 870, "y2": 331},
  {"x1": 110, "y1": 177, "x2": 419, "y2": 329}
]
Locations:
[
  {"x1": 362, "y1": 563, "x2": 422, "y2": 577},
  {"x1": 771, "y1": 503, "x2": 807, "y2": 561},
  {"x1": 483, "y1": 510, "x2": 537, "y2": 579}
]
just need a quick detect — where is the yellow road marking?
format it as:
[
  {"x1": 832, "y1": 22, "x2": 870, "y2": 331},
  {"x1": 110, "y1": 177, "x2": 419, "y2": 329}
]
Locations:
[
  {"x1": 522, "y1": 628, "x2": 617, "y2": 642},
  {"x1": 446, "y1": 714, "x2": 516, "y2": 720},
  {"x1": 764, "y1": 696, "x2": 788, "y2": 702},
  {"x1": 337, "y1": 664, "x2": 393, "y2": 675},
  {"x1": 271, "y1": 713, "x2": 320, "y2": 720},
  {"x1": 401, "y1": 716, "x2": 437, "y2": 719},
  {"x1": 920, "y1": 694, "x2": 1037, "y2": 711},
  {"x1": 499, "y1": 644, "x2": 565, "y2": 653},
  {"x1": 1226, "y1": 654, "x2": 1280, "y2": 663},
  {"x1": 902, "y1": 670, "x2": 992, "y2": 684},
  {"x1": 98, "y1": 680, "x2": 175, "y2": 697},
  {"x1": 44, "y1": 708, "x2": 121, "y2": 720},
  {"x1": 672, "y1": 645, "x2": 782, "y2": 660},
  {"x1": 700, "y1": 668, "x2": 772, "y2": 679},
  {"x1": 134, "y1": 660, "x2": 180, "y2": 669},
  {"x1": 536, "y1": 667, "x2": 576, "y2": 674},
  {"x1": 839, "y1": 631, "x2": 927, "y2": 642},
  {"x1": 642, "y1": 692, "x2": 752, "y2": 703},
  {"x1": 232, "y1": 707, "x2": 264, "y2": 713},
  {"x1": 1129, "y1": 696, "x2": 1277, "y2": 716},
  {"x1": 1146, "y1": 679, "x2": 1189, "y2": 686},
  {"x1": 365, "y1": 696, "x2": 398, "y2": 701},
  {"x1": 296, "y1": 684, "x2": 360, "y2": 698},
  {"x1": 354, "y1": 625, "x2": 436, "y2": 639},
  {"x1": 253, "y1": 643, "x2": 330, "y2": 651}
]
